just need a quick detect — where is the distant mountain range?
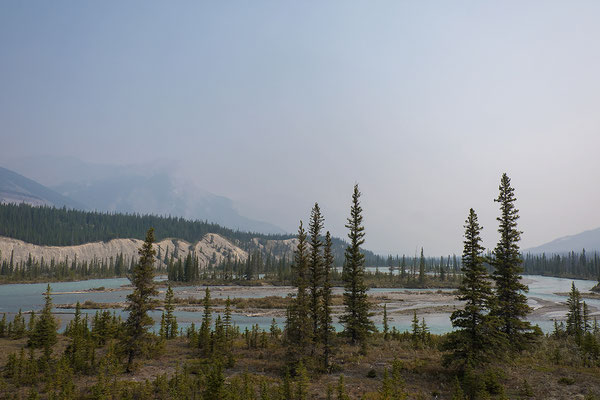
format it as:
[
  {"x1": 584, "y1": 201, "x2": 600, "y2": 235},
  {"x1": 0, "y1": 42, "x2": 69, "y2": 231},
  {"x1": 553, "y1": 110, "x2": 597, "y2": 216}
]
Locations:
[
  {"x1": 525, "y1": 227, "x2": 600, "y2": 254},
  {"x1": 1, "y1": 157, "x2": 285, "y2": 235},
  {"x1": 0, "y1": 166, "x2": 84, "y2": 209}
]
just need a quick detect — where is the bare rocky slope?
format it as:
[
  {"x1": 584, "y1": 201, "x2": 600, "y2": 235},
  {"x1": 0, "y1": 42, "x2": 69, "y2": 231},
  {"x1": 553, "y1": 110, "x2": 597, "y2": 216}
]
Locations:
[{"x1": 0, "y1": 233, "x2": 254, "y2": 268}]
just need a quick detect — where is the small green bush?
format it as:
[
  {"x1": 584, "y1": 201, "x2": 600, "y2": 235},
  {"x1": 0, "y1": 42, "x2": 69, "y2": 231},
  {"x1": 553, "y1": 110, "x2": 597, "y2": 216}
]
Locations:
[{"x1": 558, "y1": 377, "x2": 575, "y2": 386}]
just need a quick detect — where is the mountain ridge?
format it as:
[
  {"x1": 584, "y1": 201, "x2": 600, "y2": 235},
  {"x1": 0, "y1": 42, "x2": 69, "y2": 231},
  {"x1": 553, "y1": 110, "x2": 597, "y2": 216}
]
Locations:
[
  {"x1": 0, "y1": 166, "x2": 85, "y2": 209},
  {"x1": 0, "y1": 233, "x2": 250, "y2": 269},
  {"x1": 525, "y1": 227, "x2": 600, "y2": 254},
  {"x1": 1, "y1": 159, "x2": 286, "y2": 235}
]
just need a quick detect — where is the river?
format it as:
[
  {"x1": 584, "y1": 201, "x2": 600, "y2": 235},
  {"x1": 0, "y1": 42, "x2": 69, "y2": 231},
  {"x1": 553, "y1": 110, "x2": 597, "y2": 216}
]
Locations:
[{"x1": 0, "y1": 275, "x2": 597, "y2": 334}]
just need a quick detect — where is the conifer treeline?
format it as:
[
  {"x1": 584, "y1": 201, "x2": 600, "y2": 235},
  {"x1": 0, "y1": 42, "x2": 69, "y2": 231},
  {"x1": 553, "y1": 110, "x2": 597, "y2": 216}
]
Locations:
[
  {"x1": 0, "y1": 203, "x2": 290, "y2": 246},
  {"x1": 522, "y1": 250, "x2": 600, "y2": 280},
  {"x1": 0, "y1": 251, "x2": 143, "y2": 282},
  {"x1": 0, "y1": 202, "x2": 386, "y2": 265}
]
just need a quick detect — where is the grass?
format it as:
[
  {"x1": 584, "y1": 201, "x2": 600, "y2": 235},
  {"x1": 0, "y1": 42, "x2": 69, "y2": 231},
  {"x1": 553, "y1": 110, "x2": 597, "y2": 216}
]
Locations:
[{"x1": 2, "y1": 333, "x2": 600, "y2": 399}]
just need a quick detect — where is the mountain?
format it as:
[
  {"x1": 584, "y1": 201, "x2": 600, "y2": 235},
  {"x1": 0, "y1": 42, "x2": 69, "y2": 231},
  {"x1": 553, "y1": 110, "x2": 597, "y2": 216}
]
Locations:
[
  {"x1": 525, "y1": 227, "x2": 600, "y2": 254},
  {"x1": 53, "y1": 171, "x2": 286, "y2": 234},
  {"x1": 5, "y1": 156, "x2": 285, "y2": 235},
  {"x1": 0, "y1": 166, "x2": 84, "y2": 209},
  {"x1": 0, "y1": 233, "x2": 249, "y2": 269},
  {"x1": 0, "y1": 203, "x2": 385, "y2": 266}
]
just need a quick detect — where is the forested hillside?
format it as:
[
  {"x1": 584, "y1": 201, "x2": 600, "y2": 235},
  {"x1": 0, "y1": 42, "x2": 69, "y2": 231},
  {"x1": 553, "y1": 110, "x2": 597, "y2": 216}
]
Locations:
[
  {"x1": 0, "y1": 203, "x2": 290, "y2": 246},
  {"x1": 0, "y1": 203, "x2": 387, "y2": 266}
]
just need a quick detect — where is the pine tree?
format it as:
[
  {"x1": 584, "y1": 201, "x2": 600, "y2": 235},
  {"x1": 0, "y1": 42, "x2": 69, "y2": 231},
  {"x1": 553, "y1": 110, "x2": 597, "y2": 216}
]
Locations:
[
  {"x1": 28, "y1": 284, "x2": 58, "y2": 362},
  {"x1": 164, "y1": 284, "x2": 177, "y2": 339},
  {"x1": 379, "y1": 360, "x2": 407, "y2": 399},
  {"x1": 270, "y1": 318, "x2": 281, "y2": 339},
  {"x1": 411, "y1": 311, "x2": 421, "y2": 348},
  {"x1": 281, "y1": 369, "x2": 292, "y2": 400},
  {"x1": 122, "y1": 227, "x2": 159, "y2": 372},
  {"x1": 583, "y1": 301, "x2": 591, "y2": 334},
  {"x1": 566, "y1": 281, "x2": 583, "y2": 343},
  {"x1": 383, "y1": 303, "x2": 389, "y2": 341},
  {"x1": 203, "y1": 361, "x2": 225, "y2": 398},
  {"x1": 65, "y1": 302, "x2": 90, "y2": 373},
  {"x1": 199, "y1": 287, "x2": 212, "y2": 354},
  {"x1": 336, "y1": 374, "x2": 350, "y2": 400},
  {"x1": 420, "y1": 318, "x2": 429, "y2": 344},
  {"x1": 27, "y1": 311, "x2": 36, "y2": 335},
  {"x1": 9, "y1": 309, "x2": 26, "y2": 338},
  {"x1": 400, "y1": 256, "x2": 407, "y2": 283},
  {"x1": 443, "y1": 209, "x2": 505, "y2": 369},
  {"x1": 340, "y1": 184, "x2": 375, "y2": 345},
  {"x1": 184, "y1": 253, "x2": 194, "y2": 282},
  {"x1": 308, "y1": 203, "x2": 324, "y2": 351},
  {"x1": 321, "y1": 231, "x2": 335, "y2": 371},
  {"x1": 295, "y1": 361, "x2": 309, "y2": 400},
  {"x1": 0, "y1": 313, "x2": 6, "y2": 337},
  {"x1": 490, "y1": 173, "x2": 534, "y2": 350},
  {"x1": 285, "y1": 221, "x2": 312, "y2": 364},
  {"x1": 224, "y1": 297, "x2": 232, "y2": 340},
  {"x1": 159, "y1": 313, "x2": 166, "y2": 339},
  {"x1": 419, "y1": 248, "x2": 426, "y2": 285}
]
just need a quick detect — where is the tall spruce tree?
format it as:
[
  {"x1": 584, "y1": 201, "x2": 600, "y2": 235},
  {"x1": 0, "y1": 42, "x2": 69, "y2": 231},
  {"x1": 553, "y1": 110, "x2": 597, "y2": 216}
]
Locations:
[
  {"x1": 199, "y1": 287, "x2": 212, "y2": 354},
  {"x1": 28, "y1": 284, "x2": 58, "y2": 361},
  {"x1": 122, "y1": 228, "x2": 158, "y2": 372},
  {"x1": 382, "y1": 303, "x2": 389, "y2": 341},
  {"x1": 419, "y1": 248, "x2": 426, "y2": 285},
  {"x1": 285, "y1": 221, "x2": 312, "y2": 364},
  {"x1": 566, "y1": 281, "x2": 583, "y2": 343},
  {"x1": 164, "y1": 284, "x2": 177, "y2": 339},
  {"x1": 443, "y1": 209, "x2": 504, "y2": 370},
  {"x1": 308, "y1": 203, "x2": 324, "y2": 350},
  {"x1": 320, "y1": 231, "x2": 335, "y2": 371},
  {"x1": 340, "y1": 184, "x2": 375, "y2": 345},
  {"x1": 490, "y1": 173, "x2": 534, "y2": 350}
]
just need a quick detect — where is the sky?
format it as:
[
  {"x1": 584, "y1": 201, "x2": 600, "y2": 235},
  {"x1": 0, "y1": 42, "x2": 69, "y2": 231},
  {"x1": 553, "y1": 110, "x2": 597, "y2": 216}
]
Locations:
[{"x1": 1, "y1": 1, "x2": 600, "y2": 256}]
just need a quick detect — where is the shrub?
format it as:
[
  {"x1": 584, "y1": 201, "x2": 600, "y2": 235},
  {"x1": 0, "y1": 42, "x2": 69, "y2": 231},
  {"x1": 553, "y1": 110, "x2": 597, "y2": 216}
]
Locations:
[{"x1": 558, "y1": 377, "x2": 575, "y2": 386}]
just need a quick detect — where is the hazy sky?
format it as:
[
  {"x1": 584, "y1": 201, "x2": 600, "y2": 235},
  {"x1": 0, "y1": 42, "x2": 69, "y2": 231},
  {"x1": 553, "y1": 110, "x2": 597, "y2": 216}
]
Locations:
[{"x1": 2, "y1": 1, "x2": 600, "y2": 255}]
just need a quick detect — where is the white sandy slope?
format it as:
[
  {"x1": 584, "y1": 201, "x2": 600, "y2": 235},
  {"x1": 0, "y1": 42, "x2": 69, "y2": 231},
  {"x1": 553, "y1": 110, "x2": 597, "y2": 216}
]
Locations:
[{"x1": 0, "y1": 233, "x2": 249, "y2": 268}]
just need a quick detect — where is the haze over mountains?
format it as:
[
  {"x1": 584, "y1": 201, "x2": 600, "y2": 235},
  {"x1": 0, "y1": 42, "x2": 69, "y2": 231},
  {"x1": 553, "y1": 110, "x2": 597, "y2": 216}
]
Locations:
[
  {"x1": 2, "y1": 156, "x2": 598, "y2": 256},
  {"x1": 2, "y1": 156, "x2": 285, "y2": 235},
  {"x1": 0, "y1": 166, "x2": 84, "y2": 210},
  {"x1": 525, "y1": 228, "x2": 600, "y2": 255}
]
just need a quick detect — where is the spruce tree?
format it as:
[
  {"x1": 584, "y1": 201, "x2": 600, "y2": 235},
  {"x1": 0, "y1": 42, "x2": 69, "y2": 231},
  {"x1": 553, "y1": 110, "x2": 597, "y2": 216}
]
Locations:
[
  {"x1": 566, "y1": 281, "x2": 583, "y2": 343},
  {"x1": 383, "y1": 303, "x2": 389, "y2": 341},
  {"x1": 411, "y1": 311, "x2": 421, "y2": 347},
  {"x1": 28, "y1": 284, "x2": 58, "y2": 361},
  {"x1": 308, "y1": 203, "x2": 324, "y2": 351},
  {"x1": 419, "y1": 247, "x2": 426, "y2": 285},
  {"x1": 443, "y1": 209, "x2": 504, "y2": 369},
  {"x1": 184, "y1": 253, "x2": 194, "y2": 282},
  {"x1": 320, "y1": 231, "x2": 335, "y2": 371},
  {"x1": 490, "y1": 173, "x2": 534, "y2": 350},
  {"x1": 285, "y1": 221, "x2": 312, "y2": 365},
  {"x1": 224, "y1": 297, "x2": 232, "y2": 340},
  {"x1": 164, "y1": 284, "x2": 177, "y2": 339},
  {"x1": 583, "y1": 301, "x2": 590, "y2": 334},
  {"x1": 122, "y1": 227, "x2": 158, "y2": 372},
  {"x1": 0, "y1": 313, "x2": 6, "y2": 337},
  {"x1": 199, "y1": 287, "x2": 212, "y2": 354},
  {"x1": 27, "y1": 311, "x2": 36, "y2": 335},
  {"x1": 340, "y1": 184, "x2": 375, "y2": 345}
]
